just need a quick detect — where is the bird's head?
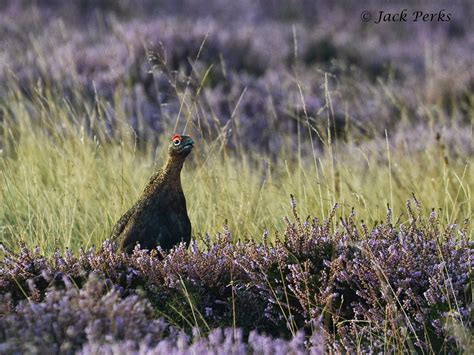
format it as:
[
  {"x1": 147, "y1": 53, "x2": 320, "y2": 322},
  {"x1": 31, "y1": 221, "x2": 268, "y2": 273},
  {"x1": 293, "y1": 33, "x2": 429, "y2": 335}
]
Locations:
[{"x1": 168, "y1": 134, "x2": 194, "y2": 158}]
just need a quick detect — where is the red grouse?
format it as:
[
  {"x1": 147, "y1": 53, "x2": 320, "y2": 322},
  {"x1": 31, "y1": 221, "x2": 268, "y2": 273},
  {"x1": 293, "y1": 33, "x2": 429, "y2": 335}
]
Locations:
[{"x1": 111, "y1": 134, "x2": 194, "y2": 254}]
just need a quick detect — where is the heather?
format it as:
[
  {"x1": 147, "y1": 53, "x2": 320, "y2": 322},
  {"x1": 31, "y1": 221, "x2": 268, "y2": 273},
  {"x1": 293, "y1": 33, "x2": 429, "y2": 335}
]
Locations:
[
  {"x1": 0, "y1": 0, "x2": 473, "y2": 353},
  {"x1": 0, "y1": 203, "x2": 471, "y2": 353}
]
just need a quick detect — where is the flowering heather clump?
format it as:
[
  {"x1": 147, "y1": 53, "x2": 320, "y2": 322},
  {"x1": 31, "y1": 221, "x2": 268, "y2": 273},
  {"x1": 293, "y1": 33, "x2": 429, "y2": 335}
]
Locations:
[
  {"x1": 0, "y1": 272, "x2": 321, "y2": 354},
  {"x1": 80, "y1": 327, "x2": 322, "y2": 355},
  {"x1": 0, "y1": 273, "x2": 172, "y2": 353},
  {"x1": 0, "y1": 202, "x2": 471, "y2": 353}
]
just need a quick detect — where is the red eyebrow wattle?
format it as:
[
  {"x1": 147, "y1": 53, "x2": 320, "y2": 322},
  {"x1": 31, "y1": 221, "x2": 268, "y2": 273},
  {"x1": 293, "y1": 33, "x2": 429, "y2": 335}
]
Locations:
[{"x1": 172, "y1": 134, "x2": 182, "y2": 141}]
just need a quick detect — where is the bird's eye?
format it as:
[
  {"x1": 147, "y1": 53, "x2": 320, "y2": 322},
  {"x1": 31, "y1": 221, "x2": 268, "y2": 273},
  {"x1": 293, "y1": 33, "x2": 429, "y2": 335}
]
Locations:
[{"x1": 173, "y1": 139, "x2": 181, "y2": 146}]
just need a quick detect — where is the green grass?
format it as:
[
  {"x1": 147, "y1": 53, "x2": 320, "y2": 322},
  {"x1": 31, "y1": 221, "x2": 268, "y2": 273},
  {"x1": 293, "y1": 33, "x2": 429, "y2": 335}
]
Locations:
[{"x1": 0, "y1": 84, "x2": 472, "y2": 255}]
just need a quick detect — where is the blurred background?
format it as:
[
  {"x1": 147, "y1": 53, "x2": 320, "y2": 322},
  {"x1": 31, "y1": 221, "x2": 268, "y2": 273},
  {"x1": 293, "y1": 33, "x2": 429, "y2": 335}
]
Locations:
[{"x1": 1, "y1": 0, "x2": 472, "y2": 154}]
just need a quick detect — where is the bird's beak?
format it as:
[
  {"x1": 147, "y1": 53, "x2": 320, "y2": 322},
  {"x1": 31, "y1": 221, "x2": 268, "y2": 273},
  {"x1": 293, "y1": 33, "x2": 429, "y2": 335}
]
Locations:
[{"x1": 179, "y1": 137, "x2": 194, "y2": 152}]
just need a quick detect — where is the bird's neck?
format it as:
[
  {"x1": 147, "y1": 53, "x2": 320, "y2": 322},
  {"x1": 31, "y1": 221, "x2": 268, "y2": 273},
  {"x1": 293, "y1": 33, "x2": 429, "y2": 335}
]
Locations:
[
  {"x1": 161, "y1": 156, "x2": 185, "y2": 186},
  {"x1": 144, "y1": 155, "x2": 186, "y2": 196}
]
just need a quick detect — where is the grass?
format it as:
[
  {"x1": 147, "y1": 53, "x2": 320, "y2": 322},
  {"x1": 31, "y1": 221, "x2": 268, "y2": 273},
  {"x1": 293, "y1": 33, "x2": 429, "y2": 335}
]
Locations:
[{"x1": 1, "y1": 82, "x2": 472, "y2": 255}]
